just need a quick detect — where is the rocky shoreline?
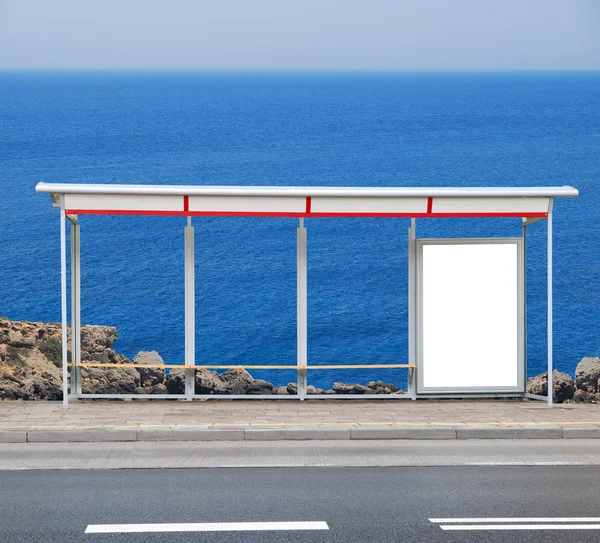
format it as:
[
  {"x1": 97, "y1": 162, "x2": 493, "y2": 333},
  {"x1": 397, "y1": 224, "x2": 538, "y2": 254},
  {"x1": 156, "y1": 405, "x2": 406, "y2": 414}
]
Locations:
[
  {"x1": 0, "y1": 318, "x2": 404, "y2": 399},
  {"x1": 1, "y1": 317, "x2": 599, "y2": 402}
]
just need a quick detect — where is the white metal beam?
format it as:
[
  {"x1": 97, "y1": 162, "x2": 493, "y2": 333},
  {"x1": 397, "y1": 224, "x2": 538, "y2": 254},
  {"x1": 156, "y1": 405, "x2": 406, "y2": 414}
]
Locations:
[
  {"x1": 522, "y1": 220, "x2": 527, "y2": 395},
  {"x1": 547, "y1": 199, "x2": 554, "y2": 408},
  {"x1": 408, "y1": 218, "x2": 417, "y2": 399},
  {"x1": 297, "y1": 218, "x2": 307, "y2": 399},
  {"x1": 60, "y1": 201, "x2": 68, "y2": 408},
  {"x1": 184, "y1": 217, "x2": 195, "y2": 398},
  {"x1": 70, "y1": 222, "x2": 81, "y2": 397}
]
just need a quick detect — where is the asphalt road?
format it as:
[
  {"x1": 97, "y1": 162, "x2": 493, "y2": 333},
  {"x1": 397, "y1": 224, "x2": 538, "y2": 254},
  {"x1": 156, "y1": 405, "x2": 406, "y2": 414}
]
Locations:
[{"x1": 2, "y1": 466, "x2": 600, "y2": 543}]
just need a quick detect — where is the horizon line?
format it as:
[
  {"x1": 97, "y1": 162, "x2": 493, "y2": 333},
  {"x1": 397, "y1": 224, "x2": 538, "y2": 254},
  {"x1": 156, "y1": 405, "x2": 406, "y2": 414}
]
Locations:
[{"x1": 1, "y1": 67, "x2": 599, "y2": 73}]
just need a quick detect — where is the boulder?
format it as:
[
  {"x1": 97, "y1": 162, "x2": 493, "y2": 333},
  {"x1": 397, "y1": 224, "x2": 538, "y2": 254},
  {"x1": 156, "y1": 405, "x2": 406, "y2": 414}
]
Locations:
[
  {"x1": 80, "y1": 325, "x2": 118, "y2": 355},
  {"x1": 306, "y1": 385, "x2": 317, "y2": 395},
  {"x1": 575, "y1": 357, "x2": 600, "y2": 392},
  {"x1": 286, "y1": 382, "x2": 298, "y2": 395},
  {"x1": 81, "y1": 362, "x2": 140, "y2": 394},
  {"x1": 132, "y1": 351, "x2": 165, "y2": 387},
  {"x1": 275, "y1": 386, "x2": 288, "y2": 395},
  {"x1": 165, "y1": 367, "x2": 223, "y2": 395},
  {"x1": 135, "y1": 383, "x2": 167, "y2": 395},
  {"x1": 367, "y1": 381, "x2": 400, "y2": 394},
  {"x1": 573, "y1": 389, "x2": 599, "y2": 404},
  {"x1": 333, "y1": 382, "x2": 367, "y2": 394},
  {"x1": 246, "y1": 379, "x2": 274, "y2": 395},
  {"x1": 165, "y1": 368, "x2": 185, "y2": 394},
  {"x1": 214, "y1": 367, "x2": 254, "y2": 394},
  {"x1": 525, "y1": 370, "x2": 575, "y2": 403},
  {"x1": 195, "y1": 368, "x2": 222, "y2": 394}
]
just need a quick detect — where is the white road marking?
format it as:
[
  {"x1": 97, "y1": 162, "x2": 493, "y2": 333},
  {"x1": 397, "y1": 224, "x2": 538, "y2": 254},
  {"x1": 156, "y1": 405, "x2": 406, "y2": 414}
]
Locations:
[
  {"x1": 85, "y1": 521, "x2": 329, "y2": 534},
  {"x1": 430, "y1": 517, "x2": 600, "y2": 523},
  {"x1": 463, "y1": 461, "x2": 585, "y2": 466},
  {"x1": 440, "y1": 524, "x2": 600, "y2": 531}
]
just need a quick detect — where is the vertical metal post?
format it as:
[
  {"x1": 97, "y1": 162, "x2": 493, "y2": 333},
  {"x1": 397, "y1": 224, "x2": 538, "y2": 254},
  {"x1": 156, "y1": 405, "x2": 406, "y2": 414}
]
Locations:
[
  {"x1": 297, "y1": 218, "x2": 307, "y2": 399},
  {"x1": 70, "y1": 222, "x2": 81, "y2": 396},
  {"x1": 408, "y1": 218, "x2": 417, "y2": 399},
  {"x1": 184, "y1": 216, "x2": 195, "y2": 399},
  {"x1": 547, "y1": 200, "x2": 554, "y2": 408},
  {"x1": 521, "y1": 219, "x2": 527, "y2": 398},
  {"x1": 60, "y1": 202, "x2": 69, "y2": 408}
]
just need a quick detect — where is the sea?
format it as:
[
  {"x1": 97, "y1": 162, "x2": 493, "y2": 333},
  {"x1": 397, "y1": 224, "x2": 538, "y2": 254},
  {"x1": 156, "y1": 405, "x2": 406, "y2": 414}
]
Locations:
[{"x1": 1, "y1": 70, "x2": 599, "y2": 390}]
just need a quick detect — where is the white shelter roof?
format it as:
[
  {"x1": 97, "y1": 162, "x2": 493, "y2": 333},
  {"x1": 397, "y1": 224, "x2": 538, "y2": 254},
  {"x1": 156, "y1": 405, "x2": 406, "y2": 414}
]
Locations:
[{"x1": 36, "y1": 183, "x2": 577, "y2": 218}]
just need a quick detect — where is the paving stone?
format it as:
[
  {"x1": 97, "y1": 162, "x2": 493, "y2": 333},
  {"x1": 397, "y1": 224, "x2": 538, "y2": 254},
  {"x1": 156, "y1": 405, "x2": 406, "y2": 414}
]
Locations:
[{"x1": 0, "y1": 400, "x2": 599, "y2": 442}]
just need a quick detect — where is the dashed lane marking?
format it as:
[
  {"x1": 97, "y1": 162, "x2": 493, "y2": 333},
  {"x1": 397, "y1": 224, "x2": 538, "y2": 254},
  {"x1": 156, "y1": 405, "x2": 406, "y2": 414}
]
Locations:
[{"x1": 85, "y1": 521, "x2": 329, "y2": 534}]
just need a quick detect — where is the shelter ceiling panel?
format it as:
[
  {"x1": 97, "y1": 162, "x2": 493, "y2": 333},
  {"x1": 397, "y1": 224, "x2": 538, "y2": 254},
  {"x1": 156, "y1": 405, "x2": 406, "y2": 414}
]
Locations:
[
  {"x1": 188, "y1": 195, "x2": 306, "y2": 214},
  {"x1": 64, "y1": 194, "x2": 184, "y2": 213},
  {"x1": 432, "y1": 197, "x2": 549, "y2": 215},
  {"x1": 310, "y1": 197, "x2": 428, "y2": 214}
]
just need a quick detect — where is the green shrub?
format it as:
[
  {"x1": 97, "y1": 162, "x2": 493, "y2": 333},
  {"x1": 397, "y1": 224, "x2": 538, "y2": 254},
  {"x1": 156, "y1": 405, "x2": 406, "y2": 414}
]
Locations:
[
  {"x1": 6, "y1": 346, "x2": 27, "y2": 368},
  {"x1": 39, "y1": 339, "x2": 71, "y2": 368}
]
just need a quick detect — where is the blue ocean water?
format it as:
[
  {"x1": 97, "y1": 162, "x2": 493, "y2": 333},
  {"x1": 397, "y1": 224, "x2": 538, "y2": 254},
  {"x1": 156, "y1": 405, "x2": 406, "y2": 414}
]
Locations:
[{"x1": 1, "y1": 71, "x2": 599, "y2": 390}]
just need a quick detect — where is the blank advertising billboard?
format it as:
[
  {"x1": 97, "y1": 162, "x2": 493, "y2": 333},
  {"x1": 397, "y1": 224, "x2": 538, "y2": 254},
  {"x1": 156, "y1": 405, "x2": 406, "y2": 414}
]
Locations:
[{"x1": 417, "y1": 240, "x2": 523, "y2": 393}]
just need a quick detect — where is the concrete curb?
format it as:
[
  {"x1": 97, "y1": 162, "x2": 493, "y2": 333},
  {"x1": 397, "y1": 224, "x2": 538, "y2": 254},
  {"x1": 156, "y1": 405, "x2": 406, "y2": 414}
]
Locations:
[{"x1": 0, "y1": 426, "x2": 598, "y2": 443}]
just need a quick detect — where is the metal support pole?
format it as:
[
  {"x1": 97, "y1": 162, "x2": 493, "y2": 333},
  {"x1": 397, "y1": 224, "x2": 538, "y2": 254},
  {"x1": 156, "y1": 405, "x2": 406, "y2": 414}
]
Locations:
[
  {"x1": 297, "y1": 218, "x2": 307, "y2": 399},
  {"x1": 521, "y1": 219, "x2": 527, "y2": 398},
  {"x1": 408, "y1": 218, "x2": 417, "y2": 399},
  {"x1": 60, "y1": 202, "x2": 69, "y2": 408},
  {"x1": 184, "y1": 217, "x2": 195, "y2": 399},
  {"x1": 70, "y1": 222, "x2": 81, "y2": 397},
  {"x1": 547, "y1": 200, "x2": 554, "y2": 408}
]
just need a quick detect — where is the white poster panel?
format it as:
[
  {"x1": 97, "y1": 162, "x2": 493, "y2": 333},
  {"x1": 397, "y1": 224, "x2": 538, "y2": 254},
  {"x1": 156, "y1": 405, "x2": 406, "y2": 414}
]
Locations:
[{"x1": 418, "y1": 240, "x2": 522, "y2": 393}]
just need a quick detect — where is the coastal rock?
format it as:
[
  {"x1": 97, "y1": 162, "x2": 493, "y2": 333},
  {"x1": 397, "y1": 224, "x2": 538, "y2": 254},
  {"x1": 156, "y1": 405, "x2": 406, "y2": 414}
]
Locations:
[
  {"x1": 133, "y1": 351, "x2": 165, "y2": 387},
  {"x1": 333, "y1": 382, "x2": 367, "y2": 394},
  {"x1": 525, "y1": 370, "x2": 575, "y2": 403},
  {"x1": 575, "y1": 357, "x2": 600, "y2": 392},
  {"x1": 550, "y1": 370, "x2": 575, "y2": 403},
  {"x1": 81, "y1": 362, "x2": 140, "y2": 394},
  {"x1": 135, "y1": 383, "x2": 167, "y2": 395},
  {"x1": 165, "y1": 369, "x2": 186, "y2": 394},
  {"x1": 286, "y1": 383, "x2": 298, "y2": 395},
  {"x1": 0, "y1": 318, "x2": 68, "y2": 400},
  {"x1": 195, "y1": 368, "x2": 222, "y2": 394},
  {"x1": 573, "y1": 389, "x2": 599, "y2": 404},
  {"x1": 246, "y1": 379, "x2": 274, "y2": 395},
  {"x1": 214, "y1": 367, "x2": 254, "y2": 395},
  {"x1": 3, "y1": 317, "x2": 600, "y2": 404},
  {"x1": 165, "y1": 368, "x2": 223, "y2": 395},
  {"x1": 80, "y1": 325, "x2": 118, "y2": 355},
  {"x1": 367, "y1": 381, "x2": 400, "y2": 394}
]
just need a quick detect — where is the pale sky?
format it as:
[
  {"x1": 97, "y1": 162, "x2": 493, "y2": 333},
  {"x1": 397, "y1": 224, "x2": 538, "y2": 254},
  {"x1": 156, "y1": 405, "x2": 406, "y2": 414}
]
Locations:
[{"x1": 0, "y1": 0, "x2": 598, "y2": 70}]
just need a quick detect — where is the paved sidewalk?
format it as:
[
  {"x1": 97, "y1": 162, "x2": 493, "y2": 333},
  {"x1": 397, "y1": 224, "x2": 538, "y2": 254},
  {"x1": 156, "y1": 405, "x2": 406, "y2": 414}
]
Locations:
[{"x1": 1, "y1": 400, "x2": 600, "y2": 442}]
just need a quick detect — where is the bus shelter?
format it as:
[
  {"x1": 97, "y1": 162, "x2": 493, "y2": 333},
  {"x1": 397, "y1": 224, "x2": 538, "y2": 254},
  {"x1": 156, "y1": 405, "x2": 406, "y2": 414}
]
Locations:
[{"x1": 36, "y1": 183, "x2": 578, "y2": 407}]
